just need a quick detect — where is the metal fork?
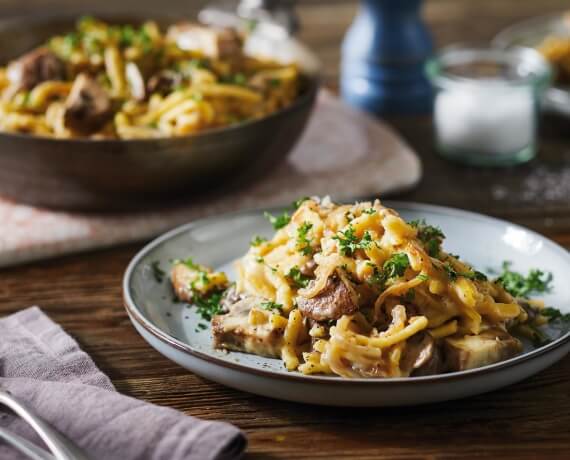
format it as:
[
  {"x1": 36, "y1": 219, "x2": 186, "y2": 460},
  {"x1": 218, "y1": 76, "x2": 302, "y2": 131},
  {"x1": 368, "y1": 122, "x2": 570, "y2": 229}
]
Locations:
[{"x1": 0, "y1": 390, "x2": 89, "y2": 460}]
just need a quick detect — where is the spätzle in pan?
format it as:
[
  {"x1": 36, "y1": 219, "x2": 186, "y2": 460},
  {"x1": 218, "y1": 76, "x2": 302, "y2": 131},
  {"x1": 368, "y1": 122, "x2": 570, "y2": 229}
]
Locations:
[{"x1": 0, "y1": 16, "x2": 300, "y2": 139}]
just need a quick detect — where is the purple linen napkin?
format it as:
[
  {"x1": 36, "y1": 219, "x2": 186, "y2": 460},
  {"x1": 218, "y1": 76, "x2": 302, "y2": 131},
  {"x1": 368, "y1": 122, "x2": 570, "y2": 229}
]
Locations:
[{"x1": 0, "y1": 307, "x2": 246, "y2": 460}]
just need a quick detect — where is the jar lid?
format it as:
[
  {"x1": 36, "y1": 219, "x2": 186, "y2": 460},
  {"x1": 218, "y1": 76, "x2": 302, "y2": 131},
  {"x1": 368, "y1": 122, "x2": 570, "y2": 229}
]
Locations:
[{"x1": 426, "y1": 46, "x2": 552, "y2": 91}]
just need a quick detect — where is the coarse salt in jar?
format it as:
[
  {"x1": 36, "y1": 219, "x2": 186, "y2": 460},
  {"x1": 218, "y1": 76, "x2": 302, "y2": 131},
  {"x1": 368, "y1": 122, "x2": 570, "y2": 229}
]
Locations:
[{"x1": 426, "y1": 47, "x2": 551, "y2": 166}]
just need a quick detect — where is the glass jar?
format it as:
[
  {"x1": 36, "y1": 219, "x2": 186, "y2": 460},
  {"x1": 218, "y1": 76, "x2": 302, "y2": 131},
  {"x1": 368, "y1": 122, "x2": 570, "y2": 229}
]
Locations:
[{"x1": 426, "y1": 47, "x2": 551, "y2": 166}]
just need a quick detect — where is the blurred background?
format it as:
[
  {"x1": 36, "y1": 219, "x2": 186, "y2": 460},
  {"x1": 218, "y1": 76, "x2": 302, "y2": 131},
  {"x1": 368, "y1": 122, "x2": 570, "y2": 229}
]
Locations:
[{"x1": 1, "y1": 0, "x2": 568, "y2": 87}]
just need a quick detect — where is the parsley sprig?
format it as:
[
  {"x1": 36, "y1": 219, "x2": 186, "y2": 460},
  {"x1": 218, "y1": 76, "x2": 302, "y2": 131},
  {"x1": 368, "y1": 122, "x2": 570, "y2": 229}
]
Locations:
[
  {"x1": 193, "y1": 290, "x2": 224, "y2": 321},
  {"x1": 251, "y1": 235, "x2": 267, "y2": 247},
  {"x1": 264, "y1": 211, "x2": 290, "y2": 230},
  {"x1": 495, "y1": 262, "x2": 552, "y2": 298},
  {"x1": 286, "y1": 266, "x2": 311, "y2": 288},
  {"x1": 409, "y1": 219, "x2": 445, "y2": 257},
  {"x1": 383, "y1": 253, "x2": 410, "y2": 279},
  {"x1": 333, "y1": 225, "x2": 373, "y2": 256},
  {"x1": 293, "y1": 196, "x2": 310, "y2": 209},
  {"x1": 263, "y1": 197, "x2": 312, "y2": 231},
  {"x1": 150, "y1": 260, "x2": 165, "y2": 283},
  {"x1": 296, "y1": 222, "x2": 314, "y2": 255},
  {"x1": 367, "y1": 253, "x2": 410, "y2": 289},
  {"x1": 260, "y1": 301, "x2": 283, "y2": 313},
  {"x1": 542, "y1": 307, "x2": 570, "y2": 323},
  {"x1": 443, "y1": 263, "x2": 488, "y2": 282}
]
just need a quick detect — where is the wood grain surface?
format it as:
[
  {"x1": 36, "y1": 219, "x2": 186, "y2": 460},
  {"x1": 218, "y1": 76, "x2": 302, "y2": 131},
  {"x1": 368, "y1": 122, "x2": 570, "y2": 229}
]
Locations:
[{"x1": 1, "y1": 1, "x2": 570, "y2": 458}]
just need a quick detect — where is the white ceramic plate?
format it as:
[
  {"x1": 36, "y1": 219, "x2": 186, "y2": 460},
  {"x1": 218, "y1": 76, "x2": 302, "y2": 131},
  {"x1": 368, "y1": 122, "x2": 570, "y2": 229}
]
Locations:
[{"x1": 123, "y1": 202, "x2": 570, "y2": 406}]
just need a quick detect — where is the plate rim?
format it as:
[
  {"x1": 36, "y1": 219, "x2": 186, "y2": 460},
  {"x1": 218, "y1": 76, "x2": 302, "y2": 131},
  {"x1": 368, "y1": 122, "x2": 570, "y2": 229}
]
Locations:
[
  {"x1": 123, "y1": 200, "x2": 570, "y2": 385},
  {"x1": 492, "y1": 12, "x2": 570, "y2": 104}
]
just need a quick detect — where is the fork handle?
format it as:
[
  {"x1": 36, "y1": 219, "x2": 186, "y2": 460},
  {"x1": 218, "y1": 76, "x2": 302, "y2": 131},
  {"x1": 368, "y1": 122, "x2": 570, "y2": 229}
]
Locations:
[
  {"x1": 0, "y1": 390, "x2": 89, "y2": 460},
  {"x1": 0, "y1": 426, "x2": 55, "y2": 460}
]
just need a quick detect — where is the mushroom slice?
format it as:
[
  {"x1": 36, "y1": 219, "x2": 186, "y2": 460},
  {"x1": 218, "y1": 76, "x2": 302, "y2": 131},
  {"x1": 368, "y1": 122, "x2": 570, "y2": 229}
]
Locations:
[
  {"x1": 167, "y1": 22, "x2": 242, "y2": 59},
  {"x1": 7, "y1": 47, "x2": 66, "y2": 90},
  {"x1": 296, "y1": 275, "x2": 358, "y2": 322},
  {"x1": 443, "y1": 328, "x2": 522, "y2": 371},
  {"x1": 63, "y1": 73, "x2": 112, "y2": 135},
  {"x1": 212, "y1": 294, "x2": 286, "y2": 358},
  {"x1": 400, "y1": 333, "x2": 442, "y2": 376}
]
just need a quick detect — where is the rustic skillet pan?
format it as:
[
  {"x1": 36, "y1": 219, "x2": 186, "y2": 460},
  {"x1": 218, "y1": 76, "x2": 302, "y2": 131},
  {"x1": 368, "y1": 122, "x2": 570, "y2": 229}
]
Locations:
[{"x1": 0, "y1": 14, "x2": 319, "y2": 211}]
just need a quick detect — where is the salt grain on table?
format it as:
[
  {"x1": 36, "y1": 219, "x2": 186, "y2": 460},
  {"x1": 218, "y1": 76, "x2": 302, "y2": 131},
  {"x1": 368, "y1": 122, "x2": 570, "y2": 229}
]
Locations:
[{"x1": 520, "y1": 166, "x2": 570, "y2": 202}]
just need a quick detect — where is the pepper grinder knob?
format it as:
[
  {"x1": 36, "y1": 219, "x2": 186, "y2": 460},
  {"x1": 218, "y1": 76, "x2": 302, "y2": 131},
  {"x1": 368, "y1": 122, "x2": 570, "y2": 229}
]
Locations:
[{"x1": 341, "y1": 0, "x2": 433, "y2": 115}]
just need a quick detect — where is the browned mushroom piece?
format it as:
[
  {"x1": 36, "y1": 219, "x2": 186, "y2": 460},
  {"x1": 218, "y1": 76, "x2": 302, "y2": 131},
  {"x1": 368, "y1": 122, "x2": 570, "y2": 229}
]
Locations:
[
  {"x1": 443, "y1": 328, "x2": 522, "y2": 372},
  {"x1": 167, "y1": 23, "x2": 242, "y2": 59},
  {"x1": 299, "y1": 259, "x2": 317, "y2": 277},
  {"x1": 296, "y1": 276, "x2": 358, "y2": 322},
  {"x1": 63, "y1": 73, "x2": 112, "y2": 135},
  {"x1": 7, "y1": 47, "x2": 66, "y2": 90},
  {"x1": 146, "y1": 70, "x2": 183, "y2": 95},
  {"x1": 400, "y1": 333, "x2": 442, "y2": 376},
  {"x1": 212, "y1": 294, "x2": 286, "y2": 359}
]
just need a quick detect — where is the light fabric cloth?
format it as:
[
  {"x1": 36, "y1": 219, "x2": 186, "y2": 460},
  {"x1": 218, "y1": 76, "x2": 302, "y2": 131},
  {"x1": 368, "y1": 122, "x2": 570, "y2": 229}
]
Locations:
[{"x1": 0, "y1": 307, "x2": 246, "y2": 460}]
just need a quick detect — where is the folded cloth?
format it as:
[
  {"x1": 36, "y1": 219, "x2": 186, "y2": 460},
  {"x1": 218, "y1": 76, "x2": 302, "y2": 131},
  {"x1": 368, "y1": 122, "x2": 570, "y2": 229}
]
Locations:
[{"x1": 0, "y1": 307, "x2": 246, "y2": 460}]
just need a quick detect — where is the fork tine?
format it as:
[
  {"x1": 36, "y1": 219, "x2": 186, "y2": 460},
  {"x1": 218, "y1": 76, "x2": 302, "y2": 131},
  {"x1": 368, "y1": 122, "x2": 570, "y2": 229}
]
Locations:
[
  {"x1": 0, "y1": 390, "x2": 89, "y2": 460},
  {"x1": 0, "y1": 426, "x2": 56, "y2": 460}
]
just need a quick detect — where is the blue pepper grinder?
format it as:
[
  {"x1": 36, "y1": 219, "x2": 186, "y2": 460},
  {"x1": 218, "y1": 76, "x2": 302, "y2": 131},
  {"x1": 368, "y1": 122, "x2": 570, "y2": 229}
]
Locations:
[{"x1": 341, "y1": 0, "x2": 433, "y2": 115}]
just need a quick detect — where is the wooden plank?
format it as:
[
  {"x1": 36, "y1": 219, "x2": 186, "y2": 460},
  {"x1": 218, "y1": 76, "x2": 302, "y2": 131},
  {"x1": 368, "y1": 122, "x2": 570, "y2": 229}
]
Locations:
[{"x1": 1, "y1": 1, "x2": 569, "y2": 458}]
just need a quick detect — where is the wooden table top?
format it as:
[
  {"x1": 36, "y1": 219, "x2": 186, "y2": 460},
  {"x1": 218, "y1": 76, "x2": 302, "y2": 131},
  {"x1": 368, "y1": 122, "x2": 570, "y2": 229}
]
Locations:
[{"x1": 1, "y1": 1, "x2": 570, "y2": 458}]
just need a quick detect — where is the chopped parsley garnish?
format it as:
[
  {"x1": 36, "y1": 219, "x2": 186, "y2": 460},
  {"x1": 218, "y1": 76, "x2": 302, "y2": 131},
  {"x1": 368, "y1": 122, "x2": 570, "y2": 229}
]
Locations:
[
  {"x1": 382, "y1": 253, "x2": 410, "y2": 279},
  {"x1": 255, "y1": 256, "x2": 264, "y2": 263},
  {"x1": 296, "y1": 222, "x2": 314, "y2": 255},
  {"x1": 269, "y1": 78, "x2": 281, "y2": 87},
  {"x1": 368, "y1": 253, "x2": 410, "y2": 289},
  {"x1": 416, "y1": 273, "x2": 430, "y2": 281},
  {"x1": 64, "y1": 32, "x2": 80, "y2": 49},
  {"x1": 444, "y1": 264, "x2": 458, "y2": 280},
  {"x1": 251, "y1": 235, "x2": 267, "y2": 247},
  {"x1": 333, "y1": 225, "x2": 373, "y2": 256},
  {"x1": 150, "y1": 260, "x2": 165, "y2": 283},
  {"x1": 222, "y1": 72, "x2": 246, "y2": 85},
  {"x1": 192, "y1": 290, "x2": 223, "y2": 321},
  {"x1": 179, "y1": 257, "x2": 199, "y2": 270},
  {"x1": 525, "y1": 323, "x2": 552, "y2": 347},
  {"x1": 197, "y1": 271, "x2": 210, "y2": 287},
  {"x1": 362, "y1": 208, "x2": 377, "y2": 215},
  {"x1": 541, "y1": 307, "x2": 570, "y2": 323},
  {"x1": 260, "y1": 301, "x2": 283, "y2": 313},
  {"x1": 188, "y1": 58, "x2": 208, "y2": 69},
  {"x1": 293, "y1": 196, "x2": 310, "y2": 209},
  {"x1": 119, "y1": 24, "x2": 136, "y2": 46},
  {"x1": 286, "y1": 266, "x2": 310, "y2": 288},
  {"x1": 245, "y1": 18, "x2": 258, "y2": 32},
  {"x1": 468, "y1": 271, "x2": 488, "y2": 281},
  {"x1": 233, "y1": 73, "x2": 246, "y2": 85},
  {"x1": 264, "y1": 211, "x2": 290, "y2": 230},
  {"x1": 444, "y1": 263, "x2": 487, "y2": 282},
  {"x1": 409, "y1": 219, "x2": 445, "y2": 257},
  {"x1": 495, "y1": 262, "x2": 553, "y2": 298}
]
